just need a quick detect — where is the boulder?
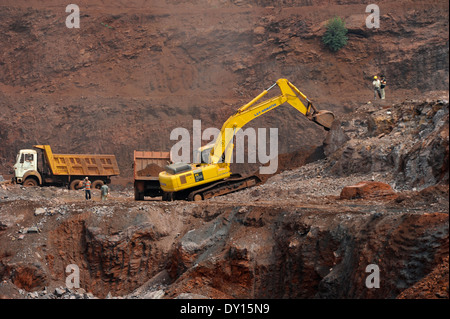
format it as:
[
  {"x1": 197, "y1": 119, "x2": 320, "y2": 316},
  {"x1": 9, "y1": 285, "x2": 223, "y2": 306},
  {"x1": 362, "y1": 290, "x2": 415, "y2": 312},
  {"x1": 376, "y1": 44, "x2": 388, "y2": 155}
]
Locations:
[
  {"x1": 323, "y1": 120, "x2": 349, "y2": 156},
  {"x1": 367, "y1": 109, "x2": 399, "y2": 137},
  {"x1": 340, "y1": 181, "x2": 397, "y2": 200},
  {"x1": 142, "y1": 289, "x2": 165, "y2": 299},
  {"x1": 34, "y1": 208, "x2": 46, "y2": 216}
]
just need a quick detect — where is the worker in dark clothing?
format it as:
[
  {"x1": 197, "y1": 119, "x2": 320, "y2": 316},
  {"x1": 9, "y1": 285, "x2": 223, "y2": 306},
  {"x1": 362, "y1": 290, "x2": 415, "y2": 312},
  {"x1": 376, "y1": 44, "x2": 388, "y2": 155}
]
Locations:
[
  {"x1": 83, "y1": 177, "x2": 91, "y2": 200},
  {"x1": 380, "y1": 75, "x2": 386, "y2": 99}
]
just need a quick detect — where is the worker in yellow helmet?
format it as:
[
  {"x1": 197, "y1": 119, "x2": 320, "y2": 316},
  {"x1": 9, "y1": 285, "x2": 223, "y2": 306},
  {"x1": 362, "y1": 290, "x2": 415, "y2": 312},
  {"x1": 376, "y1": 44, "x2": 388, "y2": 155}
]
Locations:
[{"x1": 372, "y1": 75, "x2": 381, "y2": 99}]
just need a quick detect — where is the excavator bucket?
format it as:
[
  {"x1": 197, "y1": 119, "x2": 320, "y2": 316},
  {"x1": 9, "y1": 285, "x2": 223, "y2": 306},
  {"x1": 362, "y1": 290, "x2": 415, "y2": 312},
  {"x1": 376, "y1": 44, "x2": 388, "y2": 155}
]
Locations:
[{"x1": 312, "y1": 110, "x2": 335, "y2": 130}]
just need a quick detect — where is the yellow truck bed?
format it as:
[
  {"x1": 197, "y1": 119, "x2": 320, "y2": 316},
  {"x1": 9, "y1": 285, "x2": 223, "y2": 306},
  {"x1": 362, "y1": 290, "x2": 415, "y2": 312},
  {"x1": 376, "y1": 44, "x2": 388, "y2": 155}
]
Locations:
[
  {"x1": 34, "y1": 145, "x2": 120, "y2": 177},
  {"x1": 134, "y1": 150, "x2": 170, "y2": 180},
  {"x1": 133, "y1": 150, "x2": 171, "y2": 200}
]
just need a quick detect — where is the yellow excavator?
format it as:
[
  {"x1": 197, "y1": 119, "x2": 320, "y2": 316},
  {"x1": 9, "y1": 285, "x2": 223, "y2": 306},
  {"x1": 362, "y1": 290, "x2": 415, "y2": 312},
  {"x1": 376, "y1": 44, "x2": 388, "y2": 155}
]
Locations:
[{"x1": 159, "y1": 78, "x2": 335, "y2": 201}]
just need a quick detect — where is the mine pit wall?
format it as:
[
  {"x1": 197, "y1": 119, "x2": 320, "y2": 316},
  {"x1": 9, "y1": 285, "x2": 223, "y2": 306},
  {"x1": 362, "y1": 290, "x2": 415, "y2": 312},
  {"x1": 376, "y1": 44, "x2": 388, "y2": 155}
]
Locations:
[
  {"x1": 36, "y1": 204, "x2": 449, "y2": 298},
  {"x1": 45, "y1": 212, "x2": 173, "y2": 297}
]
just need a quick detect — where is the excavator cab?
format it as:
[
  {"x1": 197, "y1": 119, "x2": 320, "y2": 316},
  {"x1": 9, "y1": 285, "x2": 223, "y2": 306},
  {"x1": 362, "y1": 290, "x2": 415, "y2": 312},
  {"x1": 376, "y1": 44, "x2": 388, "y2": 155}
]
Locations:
[{"x1": 193, "y1": 143, "x2": 216, "y2": 164}]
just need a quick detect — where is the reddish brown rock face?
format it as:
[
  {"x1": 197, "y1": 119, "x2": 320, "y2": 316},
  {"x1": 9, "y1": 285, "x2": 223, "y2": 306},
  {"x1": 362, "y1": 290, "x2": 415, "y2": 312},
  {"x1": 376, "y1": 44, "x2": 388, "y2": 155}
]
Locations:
[
  {"x1": 9, "y1": 263, "x2": 48, "y2": 291},
  {"x1": 0, "y1": 1, "x2": 448, "y2": 180},
  {"x1": 339, "y1": 181, "x2": 398, "y2": 200}
]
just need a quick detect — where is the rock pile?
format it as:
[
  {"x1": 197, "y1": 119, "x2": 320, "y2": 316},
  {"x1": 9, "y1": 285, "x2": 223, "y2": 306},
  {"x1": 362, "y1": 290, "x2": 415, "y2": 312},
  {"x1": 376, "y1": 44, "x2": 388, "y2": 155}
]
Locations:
[
  {"x1": 329, "y1": 99, "x2": 449, "y2": 189},
  {"x1": 22, "y1": 286, "x2": 97, "y2": 299}
]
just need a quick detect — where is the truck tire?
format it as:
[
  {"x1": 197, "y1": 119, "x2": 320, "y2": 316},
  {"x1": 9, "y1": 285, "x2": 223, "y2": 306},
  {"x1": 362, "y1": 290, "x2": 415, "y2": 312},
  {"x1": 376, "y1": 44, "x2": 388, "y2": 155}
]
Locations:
[
  {"x1": 23, "y1": 178, "x2": 38, "y2": 187},
  {"x1": 134, "y1": 188, "x2": 144, "y2": 201},
  {"x1": 92, "y1": 180, "x2": 104, "y2": 189},
  {"x1": 162, "y1": 192, "x2": 174, "y2": 201},
  {"x1": 69, "y1": 179, "x2": 82, "y2": 190}
]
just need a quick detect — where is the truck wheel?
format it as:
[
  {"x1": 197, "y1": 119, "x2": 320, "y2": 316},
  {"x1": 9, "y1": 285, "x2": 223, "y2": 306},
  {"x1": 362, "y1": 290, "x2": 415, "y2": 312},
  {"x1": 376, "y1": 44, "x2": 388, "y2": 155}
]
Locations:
[
  {"x1": 134, "y1": 189, "x2": 144, "y2": 201},
  {"x1": 23, "y1": 178, "x2": 38, "y2": 187},
  {"x1": 162, "y1": 192, "x2": 174, "y2": 201},
  {"x1": 92, "y1": 180, "x2": 104, "y2": 189},
  {"x1": 69, "y1": 179, "x2": 82, "y2": 190}
]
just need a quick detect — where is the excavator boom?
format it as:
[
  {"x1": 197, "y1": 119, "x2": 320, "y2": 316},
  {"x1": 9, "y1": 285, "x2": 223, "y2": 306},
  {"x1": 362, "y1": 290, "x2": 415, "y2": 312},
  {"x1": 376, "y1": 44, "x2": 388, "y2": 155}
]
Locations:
[{"x1": 209, "y1": 78, "x2": 334, "y2": 164}]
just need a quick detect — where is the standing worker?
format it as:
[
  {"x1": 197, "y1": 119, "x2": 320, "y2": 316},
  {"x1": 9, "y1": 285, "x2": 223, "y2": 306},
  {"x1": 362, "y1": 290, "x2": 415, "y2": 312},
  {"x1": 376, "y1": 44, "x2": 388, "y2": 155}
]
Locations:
[
  {"x1": 380, "y1": 75, "x2": 386, "y2": 99},
  {"x1": 373, "y1": 76, "x2": 381, "y2": 99},
  {"x1": 100, "y1": 182, "x2": 109, "y2": 201},
  {"x1": 83, "y1": 177, "x2": 91, "y2": 200}
]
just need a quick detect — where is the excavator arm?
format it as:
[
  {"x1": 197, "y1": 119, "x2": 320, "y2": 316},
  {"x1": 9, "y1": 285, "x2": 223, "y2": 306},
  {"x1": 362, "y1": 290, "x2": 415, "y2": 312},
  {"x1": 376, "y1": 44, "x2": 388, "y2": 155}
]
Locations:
[{"x1": 209, "y1": 78, "x2": 334, "y2": 165}]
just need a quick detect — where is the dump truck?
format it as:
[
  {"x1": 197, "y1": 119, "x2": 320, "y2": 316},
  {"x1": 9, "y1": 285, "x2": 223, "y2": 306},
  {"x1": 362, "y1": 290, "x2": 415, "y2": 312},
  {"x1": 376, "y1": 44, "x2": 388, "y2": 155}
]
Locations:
[
  {"x1": 133, "y1": 150, "x2": 171, "y2": 200},
  {"x1": 13, "y1": 145, "x2": 120, "y2": 190}
]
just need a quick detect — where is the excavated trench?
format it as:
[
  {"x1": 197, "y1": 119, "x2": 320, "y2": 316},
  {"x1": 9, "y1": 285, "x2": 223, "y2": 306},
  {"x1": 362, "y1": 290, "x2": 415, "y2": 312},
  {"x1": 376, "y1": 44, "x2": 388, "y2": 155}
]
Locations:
[{"x1": 7, "y1": 200, "x2": 445, "y2": 299}]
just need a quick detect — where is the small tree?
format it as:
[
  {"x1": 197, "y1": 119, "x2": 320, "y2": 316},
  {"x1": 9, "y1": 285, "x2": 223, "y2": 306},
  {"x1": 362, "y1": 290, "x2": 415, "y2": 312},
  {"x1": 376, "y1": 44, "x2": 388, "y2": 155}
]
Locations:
[{"x1": 322, "y1": 16, "x2": 348, "y2": 52}]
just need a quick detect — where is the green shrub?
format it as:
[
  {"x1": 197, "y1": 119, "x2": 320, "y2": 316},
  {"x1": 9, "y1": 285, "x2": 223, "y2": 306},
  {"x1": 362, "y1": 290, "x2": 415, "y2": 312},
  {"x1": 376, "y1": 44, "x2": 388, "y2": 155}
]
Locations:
[{"x1": 322, "y1": 16, "x2": 348, "y2": 52}]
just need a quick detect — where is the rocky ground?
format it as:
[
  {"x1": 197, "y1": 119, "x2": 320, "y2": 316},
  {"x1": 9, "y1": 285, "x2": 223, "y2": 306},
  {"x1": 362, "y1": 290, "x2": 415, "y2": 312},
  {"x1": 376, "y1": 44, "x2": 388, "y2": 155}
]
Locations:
[
  {"x1": 0, "y1": 171, "x2": 448, "y2": 299},
  {"x1": 0, "y1": 98, "x2": 448, "y2": 299}
]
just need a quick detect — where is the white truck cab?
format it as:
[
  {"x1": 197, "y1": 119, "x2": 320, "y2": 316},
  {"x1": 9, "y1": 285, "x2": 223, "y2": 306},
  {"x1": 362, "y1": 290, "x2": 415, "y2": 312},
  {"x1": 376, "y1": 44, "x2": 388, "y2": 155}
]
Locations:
[{"x1": 13, "y1": 149, "x2": 38, "y2": 184}]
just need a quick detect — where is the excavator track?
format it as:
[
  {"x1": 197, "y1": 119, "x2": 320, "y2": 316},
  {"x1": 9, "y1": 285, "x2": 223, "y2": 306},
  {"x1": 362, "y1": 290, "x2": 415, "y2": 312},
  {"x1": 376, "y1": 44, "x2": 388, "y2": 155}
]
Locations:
[{"x1": 187, "y1": 174, "x2": 262, "y2": 201}]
